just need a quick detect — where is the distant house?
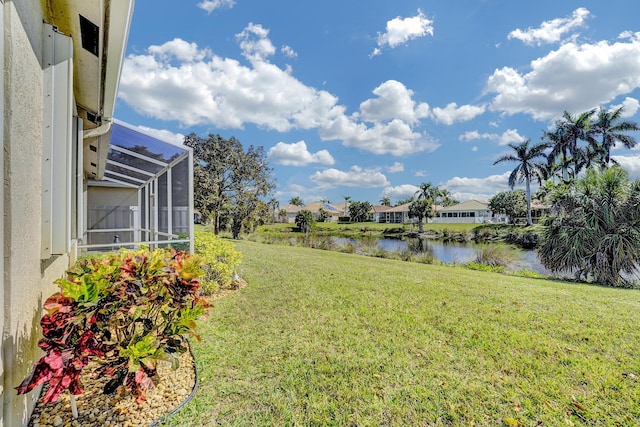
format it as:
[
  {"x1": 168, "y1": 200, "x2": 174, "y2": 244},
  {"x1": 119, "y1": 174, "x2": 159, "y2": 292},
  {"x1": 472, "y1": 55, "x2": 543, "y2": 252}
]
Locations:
[
  {"x1": 435, "y1": 200, "x2": 507, "y2": 224},
  {"x1": 379, "y1": 203, "x2": 411, "y2": 223},
  {"x1": 529, "y1": 200, "x2": 551, "y2": 223},
  {"x1": 304, "y1": 201, "x2": 342, "y2": 222},
  {"x1": 279, "y1": 204, "x2": 303, "y2": 223},
  {"x1": 371, "y1": 205, "x2": 392, "y2": 222}
]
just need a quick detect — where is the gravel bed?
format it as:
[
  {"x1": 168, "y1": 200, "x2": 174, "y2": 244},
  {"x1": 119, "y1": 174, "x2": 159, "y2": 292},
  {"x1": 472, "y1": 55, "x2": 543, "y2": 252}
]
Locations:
[{"x1": 28, "y1": 349, "x2": 196, "y2": 427}]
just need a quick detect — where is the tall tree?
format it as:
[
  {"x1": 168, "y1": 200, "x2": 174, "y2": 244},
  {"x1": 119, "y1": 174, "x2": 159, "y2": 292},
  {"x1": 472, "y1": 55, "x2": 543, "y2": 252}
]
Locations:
[
  {"x1": 379, "y1": 197, "x2": 391, "y2": 207},
  {"x1": 488, "y1": 190, "x2": 527, "y2": 224},
  {"x1": 289, "y1": 196, "x2": 305, "y2": 206},
  {"x1": 493, "y1": 139, "x2": 549, "y2": 226},
  {"x1": 278, "y1": 208, "x2": 287, "y2": 223},
  {"x1": 415, "y1": 182, "x2": 441, "y2": 202},
  {"x1": 591, "y1": 106, "x2": 639, "y2": 165},
  {"x1": 408, "y1": 199, "x2": 432, "y2": 233},
  {"x1": 543, "y1": 125, "x2": 572, "y2": 181},
  {"x1": 348, "y1": 201, "x2": 372, "y2": 223},
  {"x1": 342, "y1": 195, "x2": 351, "y2": 216},
  {"x1": 558, "y1": 109, "x2": 595, "y2": 177},
  {"x1": 439, "y1": 188, "x2": 459, "y2": 207},
  {"x1": 268, "y1": 197, "x2": 279, "y2": 224},
  {"x1": 184, "y1": 133, "x2": 275, "y2": 235},
  {"x1": 538, "y1": 166, "x2": 640, "y2": 287}
]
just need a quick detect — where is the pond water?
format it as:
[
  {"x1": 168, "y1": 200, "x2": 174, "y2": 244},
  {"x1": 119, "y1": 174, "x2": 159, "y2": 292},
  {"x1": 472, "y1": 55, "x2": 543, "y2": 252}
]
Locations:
[{"x1": 333, "y1": 236, "x2": 550, "y2": 274}]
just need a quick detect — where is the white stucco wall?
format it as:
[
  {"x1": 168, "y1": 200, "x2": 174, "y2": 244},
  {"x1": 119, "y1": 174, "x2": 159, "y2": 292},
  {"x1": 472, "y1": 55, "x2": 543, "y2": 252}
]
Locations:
[{"x1": 2, "y1": 2, "x2": 71, "y2": 425}]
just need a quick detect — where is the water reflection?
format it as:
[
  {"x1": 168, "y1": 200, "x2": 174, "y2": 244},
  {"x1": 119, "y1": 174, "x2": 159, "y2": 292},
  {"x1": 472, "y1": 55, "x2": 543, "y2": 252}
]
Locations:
[{"x1": 333, "y1": 236, "x2": 549, "y2": 274}]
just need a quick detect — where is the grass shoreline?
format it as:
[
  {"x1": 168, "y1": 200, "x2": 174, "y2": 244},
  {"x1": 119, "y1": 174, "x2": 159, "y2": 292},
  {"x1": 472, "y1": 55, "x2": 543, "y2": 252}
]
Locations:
[{"x1": 165, "y1": 241, "x2": 640, "y2": 426}]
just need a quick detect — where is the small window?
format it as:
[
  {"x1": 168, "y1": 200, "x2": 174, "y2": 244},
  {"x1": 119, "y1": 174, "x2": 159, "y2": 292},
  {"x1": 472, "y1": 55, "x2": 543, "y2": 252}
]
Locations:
[{"x1": 79, "y1": 15, "x2": 99, "y2": 57}]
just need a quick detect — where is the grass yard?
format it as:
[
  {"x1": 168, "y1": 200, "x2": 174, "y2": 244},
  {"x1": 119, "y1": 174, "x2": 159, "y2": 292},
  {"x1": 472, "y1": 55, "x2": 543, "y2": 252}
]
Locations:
[{"x1": 164, "y1": 240, "x2": 640, "y2": 426}]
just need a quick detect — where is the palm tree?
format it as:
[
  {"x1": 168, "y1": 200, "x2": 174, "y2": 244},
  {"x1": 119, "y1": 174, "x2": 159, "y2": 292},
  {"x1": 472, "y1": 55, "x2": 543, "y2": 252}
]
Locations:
[
  {"x1": 268, "y1": 197, "x2": 279, "y2": 223},
  {"x1": 342, "y1": 195, "x2": 351, "y2": 216},
  {"x1": 558, "y1": 109, "x2": 595, "y2": 177},
  {"x1": 380, "y1": 197, "x2": 391, "y2": 207},
  {"x1": 414, "y1": 182, "x2": 441, "y2": 202},
  {"x1": 591, "y1": 106, "x2": 639, "y2": 165},
  {"x1": 289, "y1": 196, "x2": 304, "y2": 206},
  {"x1": 543, "y1": 125, "x2": 571, "y2": 181},
  {"x1": 439, "y1": 188, "x2": 458, "y2": 207},
  {"x1": 493, "y1": 139, "x2": 549, "y2": 226},
  {"x1": 412, "y1": 183, "x2": 442, "y2": 228},
  {"x1": 538, "y1": 166, "x2": 640, "y2": 287}
]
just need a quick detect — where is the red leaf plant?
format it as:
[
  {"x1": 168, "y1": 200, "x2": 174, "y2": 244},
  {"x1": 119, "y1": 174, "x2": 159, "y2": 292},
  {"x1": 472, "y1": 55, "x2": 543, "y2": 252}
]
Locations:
[{"x1": 16, "y1": 248, "x2": 210, "y2": 404}]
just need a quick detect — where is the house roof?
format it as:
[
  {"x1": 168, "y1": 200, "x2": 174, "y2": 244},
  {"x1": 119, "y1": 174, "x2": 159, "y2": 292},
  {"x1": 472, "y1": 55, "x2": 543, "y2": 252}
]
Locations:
[
  {"x1": 384, "y1": 203, "x2": 411, "y2": 213},
  {"x1": 530, "y1": 200, "x2": 551, "y2": 210},
  {"x1": 371, "y1": 205, "x2": 392, "y2": 213},
  {"x1": 304, "y1": 201, "x2": 342, "y2": 214},
  {"x1": 280, "y1": 204, "x2": 303, "y2": 213},
  {"x1": 439, "y1": 200, "x2": 489, "y2": 212}
]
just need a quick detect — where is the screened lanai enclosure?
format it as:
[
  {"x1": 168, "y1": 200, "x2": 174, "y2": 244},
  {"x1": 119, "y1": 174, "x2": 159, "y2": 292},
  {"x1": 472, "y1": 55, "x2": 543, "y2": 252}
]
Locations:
[{"x1": 78, "y1": 121, "x2": 194, "y2": 254}]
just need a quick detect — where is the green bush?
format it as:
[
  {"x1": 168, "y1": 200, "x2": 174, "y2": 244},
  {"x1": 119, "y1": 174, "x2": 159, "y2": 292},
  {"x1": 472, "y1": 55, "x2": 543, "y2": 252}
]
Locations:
[
  {"x1": 194, "y1": 232, "x2": 243, "y2": 295},
  {"x1": 473, "y1": 244, "x2": 520, "y2": 268},
  {"x1": 16, "y1": 248, "x2": 209, "y2": 404}
]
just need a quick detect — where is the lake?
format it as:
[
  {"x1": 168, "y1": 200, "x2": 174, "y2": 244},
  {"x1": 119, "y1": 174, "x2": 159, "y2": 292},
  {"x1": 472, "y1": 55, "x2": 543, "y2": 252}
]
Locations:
[{"x1": 333, "y1": 236, "x2": 550, "y2": 274}]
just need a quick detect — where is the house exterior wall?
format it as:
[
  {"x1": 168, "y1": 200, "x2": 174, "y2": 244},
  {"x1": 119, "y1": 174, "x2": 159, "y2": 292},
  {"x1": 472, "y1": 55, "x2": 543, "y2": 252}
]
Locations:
[
  {"x1": 88, "y1": 185, "x2": 138, "y2": 207},
  {"x1": 2, "y1": 2, "x2": 73, "y2": 425}
]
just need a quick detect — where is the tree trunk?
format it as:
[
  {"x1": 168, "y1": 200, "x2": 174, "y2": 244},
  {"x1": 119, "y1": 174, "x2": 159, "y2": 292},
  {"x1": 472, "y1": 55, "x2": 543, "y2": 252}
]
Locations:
[{"x1": 525, "y1": 178, "x2": 532, "y2": 226}]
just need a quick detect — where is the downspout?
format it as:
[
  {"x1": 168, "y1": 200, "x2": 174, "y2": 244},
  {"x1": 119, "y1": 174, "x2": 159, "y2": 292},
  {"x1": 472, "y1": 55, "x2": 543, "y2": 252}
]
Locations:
[{"x1": 82, "y1": 119, "x2": 112, "y2": 139}]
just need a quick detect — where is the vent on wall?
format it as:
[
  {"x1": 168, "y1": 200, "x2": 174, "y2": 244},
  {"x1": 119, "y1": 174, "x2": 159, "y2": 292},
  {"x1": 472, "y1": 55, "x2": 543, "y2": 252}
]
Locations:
[{"x1": 79, "y1": 15, "x2": 99, "y2": 57}]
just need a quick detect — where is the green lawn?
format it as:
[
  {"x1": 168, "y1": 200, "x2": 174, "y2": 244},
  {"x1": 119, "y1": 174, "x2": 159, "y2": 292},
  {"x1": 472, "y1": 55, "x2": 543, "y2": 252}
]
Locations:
[{"x1": 165, "y1": 240, "x2": 640, "y2": 426}]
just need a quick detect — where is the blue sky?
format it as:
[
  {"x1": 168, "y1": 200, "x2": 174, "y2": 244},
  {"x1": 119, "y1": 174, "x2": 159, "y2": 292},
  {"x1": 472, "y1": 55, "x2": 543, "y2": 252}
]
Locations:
[{"x1": 115, "y1": 0, "x2": 640, "y2": 205}]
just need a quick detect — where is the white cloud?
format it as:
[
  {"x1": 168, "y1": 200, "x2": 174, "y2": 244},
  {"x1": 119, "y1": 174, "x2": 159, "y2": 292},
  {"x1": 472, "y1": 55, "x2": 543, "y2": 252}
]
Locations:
[
  {"x1": 134, "y1": 126, "x2": 185, "y2": 145},
  {"x1": 382, "y1": 184, "x2": 420, "y2": 200},
  {"x1": 310, "y1": 166, "x2": 389, "y2": 189},
  {"x1": 236, "y1": 23, "x2": 276, "y2": 63},
  {"x1": 386, "y1": 162, "x2": 405, "y2": 173},
  {"x1": 612, "y1": 155, "x2": 640, "y2": 179},
  {"x1": 268, "y1": 141, "x2": 335, "y2": 166},
  {"x1": 508, "y1": 7, "x2": 591, "y2": 46},
  {"x1": 359, "y1": 80, "x2": 430, "y2": 124},
  {"x1": 197, "y1": 0, "x2": 234, "y2": 13},
  {"x1": 441, "y1": 172, "x2": 512, "y2": 201},
  {"x1": 610, "y1": 97, "x2": 640, "y2": 118},
  {"x1": 498, "y1": 129, "x2": 527, "y2": 146},
  {"x1": 414, "y1": 170, "x2": 427, "y2": 177},
  {"x1": 487, "y1": 32, "x2": 640, "y2": 120},
  {"x1": 458, "y1": 129, "x2": 526, "y2": 146},
  {"x1": 281, "y1": 45, "x2": 297, "y2": 58},
  {"x1": 120, "y1": 34, "x2": 342, "y2": 131},
  {"x1": 120, "y1": 29, "x2": 441, "y2": 157},
  {"x1": 371, "y1": 9, "x2": 434, "y2": 57},
  {"x1": 432, "y1": 103, "x2": 485, "y2": 125},
  {"x1": 147, "y1": 38, "x2": 210, "y2": 62},
  {"x1": 459, "y1": 130, "x2": 495, "y2": 142},
  {"x1": 319, "y1": 117, "x2": 440, "y2": 156}
]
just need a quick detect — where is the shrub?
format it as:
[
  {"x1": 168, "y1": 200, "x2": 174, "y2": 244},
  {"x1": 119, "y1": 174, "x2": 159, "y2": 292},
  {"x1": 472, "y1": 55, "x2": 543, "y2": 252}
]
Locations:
[
  {"x1": 473, "y1": 244, "x2": 520, "y2": 268},
  {"x1": 16, "y1": 248, "x2": 210, "y2": 404},
  {"x1": 295, "y1": 210, "x2": 315, "y2": 234},
  {"x1": 194, "y1": 232, "x2": 243, "y2": 295}
]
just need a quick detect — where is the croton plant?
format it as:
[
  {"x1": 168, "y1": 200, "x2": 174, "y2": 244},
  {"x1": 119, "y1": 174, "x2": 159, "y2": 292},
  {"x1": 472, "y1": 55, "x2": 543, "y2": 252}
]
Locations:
[{"x1": 16, "y1": 248, "x2": 210, "y2": 404}]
